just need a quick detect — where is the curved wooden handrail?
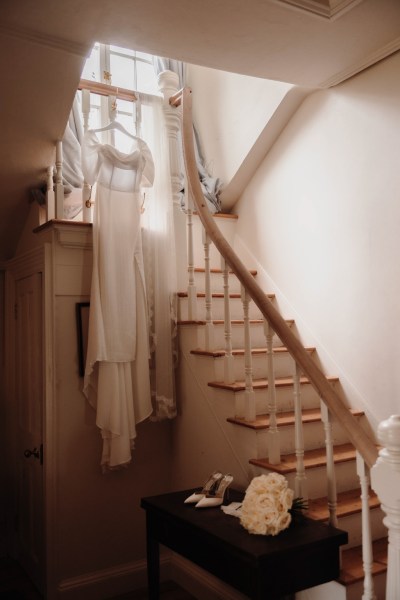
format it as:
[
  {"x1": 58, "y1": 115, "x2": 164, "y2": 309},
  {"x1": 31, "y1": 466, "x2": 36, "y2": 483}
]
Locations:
[{"x1": 179, "y1": 86, "x2": 378, "y2": 469}]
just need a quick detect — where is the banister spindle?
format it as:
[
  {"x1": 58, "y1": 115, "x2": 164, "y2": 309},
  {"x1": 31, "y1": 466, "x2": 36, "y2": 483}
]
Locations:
[
  {"x1": 55, "y1": 140, "x2": 64, "y2": 219},
  {"x1": 264, "y1": 320, "x2": 280, "y2": 464},
  {"x1": 221, "y1": 256, "x2": 234, "y2": 383},
  {"x1": 356, "y1": 452, "x2": 377, "y2": 600},
  {"x1": 203, "y1": 228, "x2": 214, "y2": 350},
  {"x1": 46, "y1": 166, "x2": 55, "y2": 221},
  {"x1": 186, "y1": 195, "x2": 197, "y2": 320},
  {"x1": 81, "y1": 88, "x2": 92, "y2": 222},
  {"x1": 293, "y1": 362, "x2": 307, "y2": 499},
  {"x1": 320, "y1": 401, "x2": 338, "y2": 527},
  {"x1": 371, "y1": 415, "x2": 400, "y2": 600},
  {"x1": 241, "y1": 285, "x2": 255, "y2": 421}
]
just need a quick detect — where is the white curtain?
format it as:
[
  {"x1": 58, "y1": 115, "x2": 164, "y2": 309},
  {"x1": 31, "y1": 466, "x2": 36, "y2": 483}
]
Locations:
[{"x1": 140, "y1": 96, "x2": 178, "y2": 420}]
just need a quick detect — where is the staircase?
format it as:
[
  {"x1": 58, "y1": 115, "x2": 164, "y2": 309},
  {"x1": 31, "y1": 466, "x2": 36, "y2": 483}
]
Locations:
[{"x1": 176, "y1": 212, "x2": 388, "y2": 600}]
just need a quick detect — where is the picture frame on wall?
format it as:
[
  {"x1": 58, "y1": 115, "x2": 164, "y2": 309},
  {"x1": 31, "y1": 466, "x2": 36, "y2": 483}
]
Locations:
[{"x1": 76, "y1": 302, "x2": 90, "y2": 377}]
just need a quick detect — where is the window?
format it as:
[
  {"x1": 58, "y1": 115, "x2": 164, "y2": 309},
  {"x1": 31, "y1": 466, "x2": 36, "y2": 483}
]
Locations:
[
  {"x1": 80, "y1": 43, "x2": 159, "y2": 151},
  {"x1": 82, "y1": 43, "x2": 158, "y2": 95}
]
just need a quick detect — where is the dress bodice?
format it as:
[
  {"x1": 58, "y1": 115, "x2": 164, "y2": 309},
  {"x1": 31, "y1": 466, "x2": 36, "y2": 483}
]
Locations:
[{"x1": 82, "y1": 130, "x2": 154, "y2": 193}]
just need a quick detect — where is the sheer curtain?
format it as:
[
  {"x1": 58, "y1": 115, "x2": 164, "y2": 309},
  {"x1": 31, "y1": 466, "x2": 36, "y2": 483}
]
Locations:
[
  {"x1": 152, "y1": 57, "x2": 222, "y2": 213},
  {"x1": 61, "y1": 94, "x2": 84, "y2": 219},
  {"x1": 140, "y1": 96, "x2": 178, "y2": 420}
]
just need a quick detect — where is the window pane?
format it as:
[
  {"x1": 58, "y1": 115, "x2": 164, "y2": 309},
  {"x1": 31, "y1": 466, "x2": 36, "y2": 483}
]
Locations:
[
  {"x1": 137, "y1": 61, "x2": 158, "y2": 94},
  {"x1": 89, "y1": 106, "x2": 101, "y2": 130},
  {"x1": 110, "y1": 53, "x2": 135, "y2": 89},
  {"x1": 136, "y1": 51, "x2": 153, "y2": 62},
  {"x1": 115, "y1": 99, "x2": 133, "y2": 116},
  {"x1": 110, "y1": 44, "x2": 135, "y2": 57}
]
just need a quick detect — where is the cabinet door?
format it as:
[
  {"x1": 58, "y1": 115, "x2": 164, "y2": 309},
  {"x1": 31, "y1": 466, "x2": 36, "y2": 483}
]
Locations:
[{"x1": 15, "y1": 272, "x2": 44, "y2": 593}]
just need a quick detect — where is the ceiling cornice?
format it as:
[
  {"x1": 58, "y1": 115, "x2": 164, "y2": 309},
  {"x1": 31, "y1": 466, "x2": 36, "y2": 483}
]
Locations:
[
  {"x1": 278, "y1": 0, "x2": 364, "y2": 20},
  {"x1": 320, "y1": 35, "x2": 400, "y2": 87},
  {"x1": 0, "y1": 24, "x2": 90, "y2": 57}
]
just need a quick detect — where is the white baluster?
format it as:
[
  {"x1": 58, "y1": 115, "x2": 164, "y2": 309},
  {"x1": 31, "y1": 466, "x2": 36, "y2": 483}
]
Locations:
[
  {"x1": 221, "y1": 256, "x2": 234, "y2": 383},
  {"x1": 264, "y1": 320, "x2": 280, "y2": 464},
  {"x1": 241, "y1": 285, "x2": 255, "y2": 422},
  {"x1": 55, "y1": 140, "x2": 64, "y2": 219},
  {"x1": 371, "y1": 414, "x2": 400, "y2": 600},
  {"x1": 81, "y1": 88, "x2": 92, "y2": 222},
  {"x1": 203, "y1": 228, "x2": 214, "y2": 350},
  {"x1": 293, "y1": 363, "x2": 307, "y2": 499},
  {"x1": 46, "y1": 166, "x2": 55, "y2": 221},
  {"x1": 356, "y1": 451, "x2": 377, "y2": 600},
  {"x1": 320, "y1": 401, "x2": 337, "y2": 526},
  {"x1": 186, "y1": 195, "x2": 197, "y2": 320}
]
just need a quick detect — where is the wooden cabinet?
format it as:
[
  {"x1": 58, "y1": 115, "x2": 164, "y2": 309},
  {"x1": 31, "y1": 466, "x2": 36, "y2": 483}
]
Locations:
[{"x1": 5, "y1": 221, "x2": 92, "y2": 598}]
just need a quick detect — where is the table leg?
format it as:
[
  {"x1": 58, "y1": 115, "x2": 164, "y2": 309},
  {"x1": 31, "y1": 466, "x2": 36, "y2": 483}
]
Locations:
[{"x1": 146, "y1": 515, "x2": 160, "y2": 600}]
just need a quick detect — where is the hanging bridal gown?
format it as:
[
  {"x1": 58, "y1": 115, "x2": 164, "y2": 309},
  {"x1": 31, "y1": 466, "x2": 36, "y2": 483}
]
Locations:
[{"x1": 82, "y1": 130, "x2": 155, "y2": 471}]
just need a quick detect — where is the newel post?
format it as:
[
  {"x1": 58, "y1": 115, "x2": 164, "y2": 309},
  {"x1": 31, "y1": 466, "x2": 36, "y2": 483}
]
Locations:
[
  {"x1": 371, "y1": 414, "x2": 400, "y2": 600},
  {"x1": 158, "y1": 70, "x2": 187, "y2": 291}
]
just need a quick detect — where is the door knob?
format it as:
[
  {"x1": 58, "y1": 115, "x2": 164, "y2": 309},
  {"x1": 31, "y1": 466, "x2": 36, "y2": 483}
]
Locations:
[{"x1": 24, "y1": 447, "x2": 40, "y2": 459}]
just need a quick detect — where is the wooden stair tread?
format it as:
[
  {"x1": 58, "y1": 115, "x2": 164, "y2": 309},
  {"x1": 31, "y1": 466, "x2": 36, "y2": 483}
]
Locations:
[
  {"x1": 191, "y1": 345, "x2": 315, "y2": 358},
  {"x1": 209, "y1": 374, "x2": 338, "y2": 392},
  {"x1": 193, "y1": 211, "x2": 238, "y2": 219},
  {"x1": 179, "y1": 318, "x2": 265, "y2": 325},
  {"x1": 178, "y1": 291, "x2": 275, "y2": 300},
  {"x1": 249, "y1": 443, "x2": 356, "y2": 474},
  {"x1": 194, "y1": 267, "x2": 257, "y2": 276},
  {"x1": 307, "y1": 487, "x2": 380, "y2": 521},
  {"x1": 338, "y1": 537, "x2": 388, "y2": 585},
  {"x1": 228, "y1": 407, "x2": 363, "y2": 431},
  {"x1": 179, "y1": 318, "x2": 294, "y2": 326}
]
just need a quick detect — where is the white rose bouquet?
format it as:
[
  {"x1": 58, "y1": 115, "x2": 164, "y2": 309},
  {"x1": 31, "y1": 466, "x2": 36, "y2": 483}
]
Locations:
[{"x1": 240, "y1": 473, "x2": 306, "y2": 536}]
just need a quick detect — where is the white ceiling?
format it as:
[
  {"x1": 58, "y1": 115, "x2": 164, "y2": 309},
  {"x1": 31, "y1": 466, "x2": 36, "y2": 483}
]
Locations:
[{"x1": 1, "y1": 0, "x2": 399, "y2": 259}]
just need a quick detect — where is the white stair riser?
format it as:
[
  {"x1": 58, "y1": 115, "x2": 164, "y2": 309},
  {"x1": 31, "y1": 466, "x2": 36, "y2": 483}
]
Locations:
[
  {"x1": 193, "y1": 271, "x2": 255, "y2": 294},
  {"x1": 179, "y1": 321, "x2": 289, "y2": 349},
  {"x1": 210, "y1": 350, "x2": 306, "y2": 381},
  {"x1": 299, "y1": 575, "x2": 386, "y2": 600},
  {"x1": 253, "y1": 418, "x2": 363, "y2": 458},
  {"x1": 338, "y1": 507, "x2": 387, "y2": 549},
  {"x1": 178, "y1": 295, "x2": 263, "y2": 321},
  {"x1": 249, "y1": 460, "x2": 360, "y2": 498},
  {"x1": 227, "y1": 382, "x2": 327, "y2": 416}
]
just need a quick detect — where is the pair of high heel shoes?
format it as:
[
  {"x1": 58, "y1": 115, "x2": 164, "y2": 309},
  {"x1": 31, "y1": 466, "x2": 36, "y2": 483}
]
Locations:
[{"x1": 184, "y1": 471, "x2": 233, "y2": 508}]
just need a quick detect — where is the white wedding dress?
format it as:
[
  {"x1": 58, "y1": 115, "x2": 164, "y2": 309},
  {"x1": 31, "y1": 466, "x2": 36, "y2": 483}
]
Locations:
[{"x1": 82, "y1": 129, "x2": 155, "y2": 471}]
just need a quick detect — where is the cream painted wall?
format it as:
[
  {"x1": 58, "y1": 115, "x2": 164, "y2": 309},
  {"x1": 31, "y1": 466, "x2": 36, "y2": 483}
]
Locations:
[
  {"x1": 186, "y1": 64, "x2": 292, "y2": 197},
  {"x1": 233, "y1": 50, "x2": 400, "y2": 427},
  {"x1": 55, "y1": 294, "x2": 172, "y2": 582}
]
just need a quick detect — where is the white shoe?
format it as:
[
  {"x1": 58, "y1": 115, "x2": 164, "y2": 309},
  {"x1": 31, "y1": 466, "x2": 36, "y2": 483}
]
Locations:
[
  {"x1": 195, "y1": 474, "x2": 233, "y2": 508},
  {"x1": 184, "y1": 471, "x2": 223, "y2": 504}
]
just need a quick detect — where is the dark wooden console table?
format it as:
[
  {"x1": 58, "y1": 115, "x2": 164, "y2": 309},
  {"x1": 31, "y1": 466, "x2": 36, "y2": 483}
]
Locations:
[{"x1": 141, "y1": 489, "x2": 347, "y2": 599}]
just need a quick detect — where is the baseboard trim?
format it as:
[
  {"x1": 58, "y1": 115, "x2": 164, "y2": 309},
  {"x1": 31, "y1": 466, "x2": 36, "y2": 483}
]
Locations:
[
  {"x1": 57, "y1": 554, "x2": 171, "y2": 599},
  {"x1": 56, "y1": 548, "x2": 256, "y2": 600},
  {"x1": 170, "y1": 553, "x2": 247, "y2": 600}
]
